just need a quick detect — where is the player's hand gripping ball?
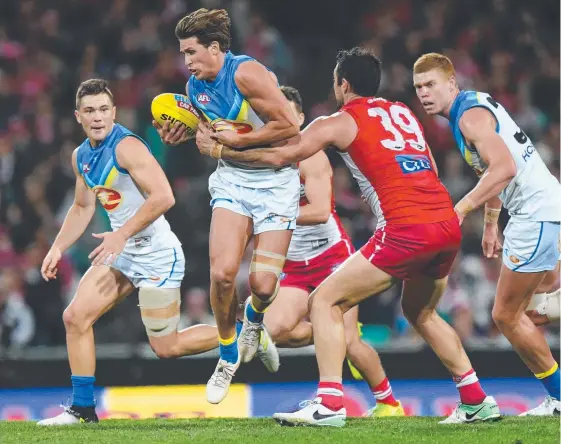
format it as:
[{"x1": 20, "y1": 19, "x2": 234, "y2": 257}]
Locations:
[{"x1": 151, "y1": 93, "x2": 200, "y2": 145}]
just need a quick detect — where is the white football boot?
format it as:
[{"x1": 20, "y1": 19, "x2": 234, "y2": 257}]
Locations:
[
  {"x1": 273, "y1": 398, "x2": 346, "y2": 427},
  {"x1": 206, "y1": 355, "x2": 241, "y2": 404},
  {"x1": 238, "y1": 299, "x2": 263, "y2": 363},
  {"x1": 256, "y1": 327, "x2": 280, "y2": 373},
  {"x1": 519, "y1": 396, "x2": 560, "y2": 416},
  {"x1": 439, "y1": 396, "x2": 501, "y2": 424},
  {"x1": 37, "y1": 406, "x2": 99, "y2": 426}
]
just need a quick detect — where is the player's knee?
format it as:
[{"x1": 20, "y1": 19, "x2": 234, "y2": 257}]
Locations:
[
  {"x1": 150, "y1": 341, "x2": 181, "y2": 359},
  {"x1": 491, "y1": 304, "x2": 514, "y2": 330},
  {"x1": 210, "y1": 263, "x2": 238, "y2": 292},
  {"x1": 62, "y1": 306, "x2": 90, "y2": 334},
  {"x1": 249, "y1": 273, "x2": 279, "y2": 301}
]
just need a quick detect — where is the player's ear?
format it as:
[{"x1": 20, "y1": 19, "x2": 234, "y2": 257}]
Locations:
[
  {"x1": 210, "y1": 41, "x2": 219, "y2": 55},
  {"x1": 298, "y1": 112, "x2": 305, "y2": 127},
  {"x1": 74, "y1": 110, "x2": 81, "y2": 124},
  {"x1": 449, "y1": 75, "x2": 456, "y2": 92},
  {"x1": 111, "y1": 106, "x2": 116, "y2": 120}
]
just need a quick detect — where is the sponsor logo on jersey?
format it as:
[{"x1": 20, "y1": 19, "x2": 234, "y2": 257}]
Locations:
[
  {"x1": 522, "y1": 145, "x2": 535, "y2": 162},
  {"x1": 263, "y1": 213, "x2": 294, "y2": 224},
  {"x1": 93, "y1": 186, "x2": 122, "y2": 211},
  {"x1": 176, "y1": 100, "x2": 199, "y2": 115},
  {"x1": 211, "y1": 119, "x2": 253, "y2": 134},
  {"x1": 395, "y1": 154, "x2": 432, "y2": 174},
  {"x1": 197, "y1": 93, "x2": 211, "y2": 104},
  {"x1": 134, "y1": 236, "x2": 152, "y2": 248}
]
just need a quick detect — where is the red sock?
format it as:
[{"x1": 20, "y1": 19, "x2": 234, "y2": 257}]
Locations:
[
  {"x1": 317, "y1": 381, "x2": 344, "y2": 411},
  {"x1": 372, "y1": 377, "x2": 399, "y2": 407},
  {"x1": 454, "y1": 369, "x2": 486, "y2": 405}
]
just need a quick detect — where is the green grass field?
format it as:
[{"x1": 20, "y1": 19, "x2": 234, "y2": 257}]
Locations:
[{"x1": 1, "y1": 417, "x2": 559, "y2": 444}]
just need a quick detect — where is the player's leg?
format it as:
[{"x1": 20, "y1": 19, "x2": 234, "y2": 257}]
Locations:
[
  {"x1": 343, "y1": 306, "x2": 405, "y2": 417},
  {"x1": 526, "y1": 262, "x2": 560, "y2": 326},
  {"x1": 499, "y1": 221, "x2": 560, "y2": 415},
  {"x1": 493, "y1": 266, "x2": 560, "y2": 415},
  {"x1": 206, "y1": 207, "x2": 253, "y2": 403},
  {"x1": 38, "y1": 266, "x2": 134, "y2": 425},
  {"x1": 401, "y1": 274, "x2": 500, "y2": 424},
  {"x1": 239, "y1": 229, "x2": 292, "y2": 362},
  {"x1": 138, "y1": 248, "x2": 219, "y2": 358},
  {"x1": 264, "y1": 286, "x2": 312, "y2": 347},
  {"x1": 273, "y1": 252, "x2": 395, "y2": 427}
]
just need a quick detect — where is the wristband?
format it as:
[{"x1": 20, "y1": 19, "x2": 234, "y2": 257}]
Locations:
[
  {"x1": 210, "y1": 142, "x2": 223, "y2": 160},
  {"x1": 455, "y1": 197, "x2": 475, "y2": 217},
  {"x1": 484, "y1": 207, "x2": 501, "y2": 224}
]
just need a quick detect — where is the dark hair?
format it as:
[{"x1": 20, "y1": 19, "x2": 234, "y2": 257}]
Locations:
[
  {"x1": 75, "y1": 79, "x2": 114, "y2": 109},
  {"x1": 280, "y1": 85, "x2": 303, "y2": 113},
  {"x1": 175, "y1": 8, "x2": 231, "y2": 52},
  {"x1": 335, "y1": 47, "x2": 382, "y2": 97}
]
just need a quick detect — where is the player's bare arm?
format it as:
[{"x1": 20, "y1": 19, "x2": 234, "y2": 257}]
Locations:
[
  {"x1": 481, "y1": 195, "x2": 503, "y2": 259},
  {"x1": 455, "y1": 108, "x2": 516, "y2": 220},
  {"x1": 41, "y1": 149, "x2": 97, "y2": 281},
  {"x1": 297, "y1": 152, "x2": 333, "y2": 225},
  {"x1": 198, "y1": 112, "x2": 356, "y2": 167},
  {"x1": 88, "y1": 137, "x2": 176, "y2": 266},
  {"x1": 211, "y1": 62, "x2": 299, "y2": 148}
]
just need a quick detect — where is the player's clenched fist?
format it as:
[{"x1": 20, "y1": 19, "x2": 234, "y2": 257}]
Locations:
[
  {"x1": 482, "y1": 224, "x2": 502, "y2": 259},
  {"x1": 41, "y1": 247, "x2": 62, "y2": 281}
]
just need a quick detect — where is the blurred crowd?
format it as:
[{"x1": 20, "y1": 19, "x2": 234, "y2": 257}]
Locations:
[{"x1": 0, "y1": 0, "x2": 559, "y2": 352}]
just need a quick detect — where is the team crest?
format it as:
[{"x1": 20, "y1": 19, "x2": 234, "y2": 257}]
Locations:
[
  {"x1": 509, "y1": 255, "x2": 520, "y2": 264},
  {"x1": 93, "y1": 186, "x2": 122, "y2": 211},
  {"x1": 82, "y1": 163, "x2": 91, "y2": 173}
]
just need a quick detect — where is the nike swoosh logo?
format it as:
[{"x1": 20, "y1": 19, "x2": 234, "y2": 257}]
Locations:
[
  {"x1": 312, "y1": 410, "x2": 340, "y2": 421},
  {"x1": 465, "y1": 406, "x2": 485, "y2": 420}
]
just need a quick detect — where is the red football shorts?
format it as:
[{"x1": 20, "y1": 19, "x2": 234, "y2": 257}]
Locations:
[
  {"x1": 360, "y1": 217, "x2": 462, "y2": 281},
  {"x1": 280, "y1": 240, "x2": 355, "y2": 293}
]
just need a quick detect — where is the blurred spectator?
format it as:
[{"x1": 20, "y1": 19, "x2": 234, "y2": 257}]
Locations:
[
  {"x1": 179, "y1": 287, "x2": 215, "y2": 329},
  {"x1": 0, "y1": 269, "x2": 35, "y2": 351}
]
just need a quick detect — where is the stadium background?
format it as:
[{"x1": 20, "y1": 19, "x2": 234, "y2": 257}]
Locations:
[{"x1": 0, "y1": 0, "x2": 559, "y2": 421}]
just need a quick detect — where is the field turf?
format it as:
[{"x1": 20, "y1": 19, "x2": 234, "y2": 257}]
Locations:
[{"x1": 1, "y1": 417, "x2": 560, "y2": 444}]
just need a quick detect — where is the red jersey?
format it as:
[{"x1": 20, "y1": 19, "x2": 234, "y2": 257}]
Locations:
[
  {"x1": 340, "y1": 97, "x2": 455, "y2": 227},
  {"x1": 287, "y1": 164, "x2": 350, "y2": 261}
]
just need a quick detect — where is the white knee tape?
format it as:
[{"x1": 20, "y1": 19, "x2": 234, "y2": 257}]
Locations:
[
  {"x1": 138, "y1": 287, "x2": 181, "y2": 337},
  {"x1": 528, "y1": 289, "x2": 560, "y2": 321}
]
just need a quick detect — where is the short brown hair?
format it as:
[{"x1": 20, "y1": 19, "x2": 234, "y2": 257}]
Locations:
[
  {"x1": 76, "y1": 79, "x2": 114, "y2": 109},
  {"x1": 413, "y1": 53, "x2": 456, "y2": 77},
  {"x1": 175, "y1": 8, "x2": 231, "y2": 52},
  {"x1": 280, "y1": 86, "x2": 303, "y2": 113}
]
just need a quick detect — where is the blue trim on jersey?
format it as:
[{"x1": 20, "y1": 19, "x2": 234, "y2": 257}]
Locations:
[
  {"x1": 513, "y1": 222, "x2": 544, "y2": 271},
  {"x1": 157, "y1": 248, "x2": 178, "y2": 287},
  {"x1": 210, "y1": 197, "x2": 234, "y2": 207},
  {"x1": 76, "y1": 124, "x2": 151, "y2": 188},
  {"x1": 449, "y1": 90, "x2": 500, "y2": 161},
  {"x1": 187, "y1": 51, "x2": 256, "y2": 121}
]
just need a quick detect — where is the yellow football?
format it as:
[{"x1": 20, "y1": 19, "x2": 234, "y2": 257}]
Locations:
[{"x1": 151, "y1": 93, "x2": 200, "y2": 139}]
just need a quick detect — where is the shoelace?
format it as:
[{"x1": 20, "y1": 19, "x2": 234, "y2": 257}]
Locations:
[
  {"x1": 241, "y1": 324, "x2": 261, "y2": 346},
  {"x1": 210, "y1": 362, "x2": 236, "y2": 388},
  {"x1": 298, "y1": 399, "x2": 317, "y2": 409}
]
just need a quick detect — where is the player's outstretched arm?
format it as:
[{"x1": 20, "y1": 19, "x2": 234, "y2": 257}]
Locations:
[
  {"x1": 89, "y1": 137, "x2": 176, "y2": 266},
  {"x1": 197, "y1": 112, "x2": 354, "y2": 167},
  {"x1": 455, "y1": 108, "x2": 516, "y2": 220},
  {"x1": 212, "y1": 61, "x2": 299, "y2": 148},
  {"x1": 297, "y1": 152, "x2": 333, "y2": 225},
  {"x1": 42, "y1": 149, "x2": 97, "y2": 281}
]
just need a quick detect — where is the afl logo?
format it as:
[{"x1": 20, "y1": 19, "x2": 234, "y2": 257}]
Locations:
[
  {"x1": 82, "y1": 163, "x2": 91, "y2": 173},
  {"x1": 197, "y1": 93, "x2": 211, "y2": 104},
  {"x1": 93, "y1": 186, "x2": 122, "y2": 211}
]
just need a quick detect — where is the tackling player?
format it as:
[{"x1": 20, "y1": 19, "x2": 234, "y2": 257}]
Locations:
[
  {"x1": 413, "y1": 53, "x2": 561, "y2": 416},
  {"x1": 257, "y1": 86, "x2": 404, "y2": 417},
  {"x1": 196, "y1": 47, "x2": 500, "y2": 426},
  {"x1": 155, "y1": 8, "x2": 299, "y2": 404},
  {"x1": 37, "y1": 79, "x2": 219, "y2": 425}
]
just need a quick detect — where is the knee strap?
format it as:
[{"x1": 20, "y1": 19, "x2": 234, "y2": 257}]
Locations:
[
  {"x1": 138, "y1": 287, "x2": 181, "y2": 337},
  {"x1": 250, "y1": 249, "x2": 286, "y2": 278}
]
